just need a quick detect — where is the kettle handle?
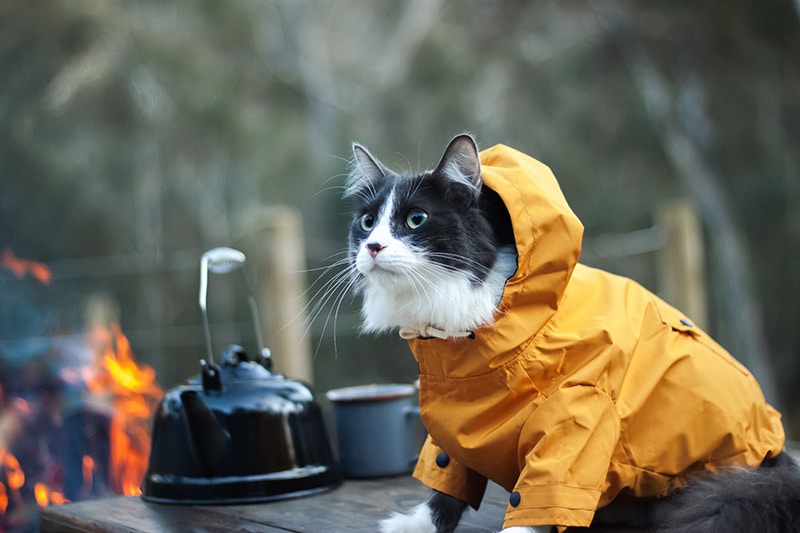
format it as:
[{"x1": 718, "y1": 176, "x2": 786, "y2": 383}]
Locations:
[{"x1": 198, "y1": 247, "x2": 269, "y2": 368}]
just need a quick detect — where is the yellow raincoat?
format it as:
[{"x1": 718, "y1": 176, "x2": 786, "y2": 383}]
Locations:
[{"x1": 409, "y1": 144, "x2": 785, "y2": 529}]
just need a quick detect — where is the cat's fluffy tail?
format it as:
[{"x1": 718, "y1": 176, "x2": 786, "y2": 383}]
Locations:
[{"x1": 653, "y1": 453, "x2": 800, "y2": 533}]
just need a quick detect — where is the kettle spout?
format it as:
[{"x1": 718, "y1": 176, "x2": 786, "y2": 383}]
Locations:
[{"x1": 181, "y1": 389, "x2": 230, "y2": 476}]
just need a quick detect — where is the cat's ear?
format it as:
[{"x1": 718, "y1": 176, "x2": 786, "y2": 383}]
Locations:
[
  {"x1": 345, "y1": 143, "x2": 387, "y2": 198},
  {"x1": 433, "y1": 134, "x2": 482, "y2": 197}
]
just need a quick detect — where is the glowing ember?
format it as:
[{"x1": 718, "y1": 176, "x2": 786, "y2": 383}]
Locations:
[
  {"x1": 34, "y1": 483, "x2": 68, "y2": 508},
  {"x1": 0, "y1": 483, "x2": 7, "y2": 515},
  {"x1": 80, "y1": 455, "x2": 94, "y2": 499},
  {"x1": 1, "y1": 248, "x2": 52, "y2": 285}
]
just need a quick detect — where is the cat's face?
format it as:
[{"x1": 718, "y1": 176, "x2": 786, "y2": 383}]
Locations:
[{"x1": 344, "y1": 135, "x2": 502, "y2": 335}]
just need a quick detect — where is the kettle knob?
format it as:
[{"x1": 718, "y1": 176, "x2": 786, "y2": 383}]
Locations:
[
  {"x1": 260, "y1": 347, "x2": 272, "y2": 371},
  {"x1": 221, "y1": 344, "x2": 273, "y2": 372},
  {"x1": 201, "y1": 361, "x2": 223, "y2": 392}
]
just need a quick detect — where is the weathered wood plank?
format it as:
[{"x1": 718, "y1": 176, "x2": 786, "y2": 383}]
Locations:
[
  {"x1": 41, "y1": 471, "x2": 687, "y2": 532},
  {"x1": 208, "y1": 476, "x2": 505, "y2": 532},
  {"x1": 39, "y1": 476, "x2": 506, "y2": 533},
  {"x1": 40, "y1": 494, "x2": 289, "y2": 533}
]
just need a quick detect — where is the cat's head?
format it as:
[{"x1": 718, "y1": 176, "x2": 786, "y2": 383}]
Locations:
[{"x1": 344, "y1": 134, "x2": 507, "y2": 337}]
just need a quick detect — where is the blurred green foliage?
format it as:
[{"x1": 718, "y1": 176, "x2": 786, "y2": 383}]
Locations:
[{"x1": 1, "y1": 1, "x2": 798, "y2": 432}]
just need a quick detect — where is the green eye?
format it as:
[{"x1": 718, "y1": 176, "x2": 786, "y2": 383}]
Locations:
[
  {"x1": 406, "y1": 209, "x2": 428, "y2": 229},
  {"x1": 360, "y1": 213, "x2": 375, "y2": 231}
]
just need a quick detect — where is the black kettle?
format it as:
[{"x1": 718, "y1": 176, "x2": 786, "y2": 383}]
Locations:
[{"x1": 141, "y1": 247, "x2": 340, "y2": 504}]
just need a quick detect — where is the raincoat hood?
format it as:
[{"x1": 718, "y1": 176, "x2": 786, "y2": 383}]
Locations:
[
  {"x1": 408, "y1": 143, "x2": 585, "y2": 377},
  {"x1": 480, "y1": 142, "x2": 584, "y2": 347},
  {"x1": 408, "y1": 144, "x2": 785, "y2": 530}
]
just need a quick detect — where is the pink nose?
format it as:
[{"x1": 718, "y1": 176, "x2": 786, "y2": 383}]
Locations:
[{"x1": 366, "y1": 242, "x2": 385, "y2": 259}]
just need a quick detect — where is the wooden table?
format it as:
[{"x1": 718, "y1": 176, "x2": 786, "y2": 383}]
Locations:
[{"x1": 40, "y1": 475, "x2": 508, "y2": 533}]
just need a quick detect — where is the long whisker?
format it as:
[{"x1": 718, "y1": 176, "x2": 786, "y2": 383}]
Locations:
[
  {"x1": 288, "y1": 257, "x2": 352, "y2": 330},
  {"x1": 322, "y1": 270, "x2": 362, "y2": 358},
  {"x1": 424, "y1": 251, "x2": 496, "y2": 280},
  {"x1": 396, "y1": 262, "x2": 459, "y2": 318},
  {"x1": 298, "y1": 254, "x2": 363, "y2": 359},
  {"x1": 304, "y1": 265, "x2": 358, "y2": 338},
  {"x1": 425, "y1": 250, "x2": 495, "y2": 270}
]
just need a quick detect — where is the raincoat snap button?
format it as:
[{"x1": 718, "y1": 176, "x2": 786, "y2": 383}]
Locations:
[
  {"x1": 435, "y1": 452, "x2": 450, "y2": 468},
  {"x1": 509, "y1": 491, "x2": 521, "y2": 507},
  {"x1": 680, "y1": 319, "x2": 694, "y2": 327}
]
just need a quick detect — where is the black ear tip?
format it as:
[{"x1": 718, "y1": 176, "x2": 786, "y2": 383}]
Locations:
[{"x1": 451, "y1": 133, "x2": 478, "y2": 148}]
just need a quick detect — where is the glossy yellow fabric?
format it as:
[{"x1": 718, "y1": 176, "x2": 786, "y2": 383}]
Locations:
[{"x1": 410, "y1": 144, "x2": 785, "y2": 529}]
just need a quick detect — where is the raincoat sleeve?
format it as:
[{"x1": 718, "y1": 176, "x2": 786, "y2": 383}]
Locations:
[
  {"x1": 503, "y1": 385, "x2": 620, "y2": 529},
  {"x1": 413, "y1": 434, "x2": 488, "y2": 510}
]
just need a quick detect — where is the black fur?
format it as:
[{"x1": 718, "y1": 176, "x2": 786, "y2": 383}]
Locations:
[
  {"x1": 424, "y1": 455, "x2": 800, "y2": 532},
  {"x1": 348, "y1": 168, "x2": 499, "y2": 285},
  {"x1": 651, "y1": 452, "x2": 800, "y2": 533},
  {"x1": 428, "y1": 490, "x2": 468, "y2": 533}
]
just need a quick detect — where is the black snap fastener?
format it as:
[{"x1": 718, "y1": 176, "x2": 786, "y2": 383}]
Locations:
[
  {"x1": 509, "y1": 491, "x2": 521, "y2": 507},
  {"x1": 435, "y1": 452, "x2": 450, "y2": 468}
]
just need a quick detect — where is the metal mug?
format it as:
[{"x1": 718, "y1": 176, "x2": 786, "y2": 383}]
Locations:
[{"x1": 326, "y1": 384, "x2": 424, "y2": 478}]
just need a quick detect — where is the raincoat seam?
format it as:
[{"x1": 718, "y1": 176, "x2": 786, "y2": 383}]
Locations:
[
  {"x1": 418, "y1": 352, "x2": 525, "y2": 381},
  {"x1": 651, "y1": 295, "x2": 750, "y2": 377},
  {"x1": 519, "y1": 319, "x2": 567, "y2": 395},
  {"x1": 417, "y1": 330, "x2": 541, "y2": 382},
  {"x1": 613, "y1": 460, "x2": 682, "y2": 479},
  {"x1": 514, "y1": 481, "x2": 604, "y2": 493}
]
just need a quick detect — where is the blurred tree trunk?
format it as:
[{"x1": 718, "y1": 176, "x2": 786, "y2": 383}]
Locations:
[
  {"x1": 593, "y1": 1, "x2": 780, "y2": 405},
  {"x1": 271, "y1": 0, "x2": 443, "y2": 164}
]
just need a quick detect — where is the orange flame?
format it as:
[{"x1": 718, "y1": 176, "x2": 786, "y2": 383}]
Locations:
[
  {"x1": 1, "y1": 248, "x2": 52, "y2": 285},
  {"x1": 0, "y1": 323, "x2": 162, "y2": 516},
  {"x1": 34, "y1": 482, "x2": 68, "y2": 508},
  {"x1": 0, "y1": 446, "x2": 24, "y2": 515},
  {"x1": 2, "y1": 448, "x2": 25, "y2": 491},
  {"x1": 80, "y1": 455, "x2": 95, "y2": 498},
  {"x1": 0, "y1": 441, "x2": 71, "y2": 515},
  {"x1": 83, "y1": 323, "x2": 163, "y2": 496}
]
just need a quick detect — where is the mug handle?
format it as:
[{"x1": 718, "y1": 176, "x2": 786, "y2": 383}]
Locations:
[{"x1": 404, "y1": 405, "x2": 426, "y2": 468}]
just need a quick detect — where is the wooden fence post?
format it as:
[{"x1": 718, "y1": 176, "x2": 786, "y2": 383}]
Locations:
[
  {"x1": 656, "y1": 200, "x2": 708, "y2": 328},
  {"x1": 250, "y1": 206, "x2": 313, "y2": 384}
]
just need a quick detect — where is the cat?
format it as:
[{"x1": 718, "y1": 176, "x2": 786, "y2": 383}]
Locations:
[{"x1": 340, "y1": 133, "x2": 800, "y2": 533}]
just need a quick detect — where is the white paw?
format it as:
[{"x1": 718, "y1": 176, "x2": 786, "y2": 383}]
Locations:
[
  {"x1": 379, "y1": 503, "x2": 436, "y2": 533},
  {"x1": 500, "y1": 527, "x2": 552, "y2": 533}
]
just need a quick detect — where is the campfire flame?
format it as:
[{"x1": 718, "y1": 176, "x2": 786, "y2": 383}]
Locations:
[
  {"x1": 1, "y1": 247, "x2": 164, "y2": 528},
  {"x1": 1, "y1": 248, "x2": 52, "y2": 285},
  {"x1": 0, "y1": 323, "x2": 163, "y2": 524},
  {"x1": 82, "y1": 323, "x2": 163, "y2": 496}
]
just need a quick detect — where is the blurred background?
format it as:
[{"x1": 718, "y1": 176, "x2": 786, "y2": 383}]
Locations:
[{"x1": 0, "y1": 2, "x2": 799, "y2": 517}]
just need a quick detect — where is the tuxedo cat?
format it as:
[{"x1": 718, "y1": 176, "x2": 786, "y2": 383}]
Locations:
[{"x1": 341, "y1": 134, "x2": 799, "y2": 533}]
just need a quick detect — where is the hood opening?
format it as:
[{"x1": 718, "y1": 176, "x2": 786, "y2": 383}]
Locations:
[{"x1": 480, "y1": 185, "x2": 516, "y2": 252}]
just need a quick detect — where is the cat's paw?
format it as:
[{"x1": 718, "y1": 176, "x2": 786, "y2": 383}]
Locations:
[
  {"x1": 499, "y1": 527, "x2": 554, "y2": 533},
  {"x1": 379, "y1": 503, "x2": 436, "y2": 533}
]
